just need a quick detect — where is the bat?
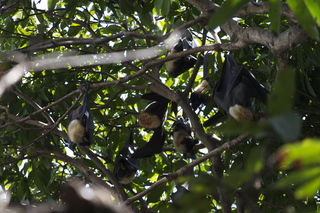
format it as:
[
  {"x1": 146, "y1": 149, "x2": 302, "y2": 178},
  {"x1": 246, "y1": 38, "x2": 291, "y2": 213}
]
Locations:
[
  {"x1": 67, "y1": 84, "x2": 94, "y2": 146},
  {"x1": 213, "y1": 54, "x2": 268, "y2": 121},
  {"x1": 114, "y1": 129, "x2": 140, "y2": 184},
  {"x1": 165, "y1": 29, "x2": 197, "y2": 77},
  {"x1": 190, "y1": 54, "x2": 212, "y2": 110},
  {"x1": 171, "y1": 167, "x2": 194, "y2": 209},
  {"x1": 138, "y1": 92, "x2": 169, "y2": 129},
  {"x1": 131, "y1": 126, "x2": 165, "y2": 158},
  {"x1": 172, "y1": 116, "x2": 198, "y2": 158}
]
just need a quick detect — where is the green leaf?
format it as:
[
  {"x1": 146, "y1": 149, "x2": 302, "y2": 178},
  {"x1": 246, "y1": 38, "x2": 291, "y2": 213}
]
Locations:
[
  {"x1": 269, "y1": 0, "x2": 281, "y2": 33},
  {"x1": 48, "y1": 0, "x2": 58, "y2": 10},
  {"x1": 161, "y1": 0, "x2": 171, "y2": 16},
  {"x1": 267, "y1": 67, "x2": 295, "y2": 116},
  {"x1": 295, "y1": 173, "x2": 320, "y2": 199},
  {"x1": 269, "y1": 111, "x2": 301, "y2": 142},
  {"x1": 277, "y1": 138, "x2": 320, "y2": 169},
  {"x1": 155, "y1": 0, "x2": 163, "y2": 15},
  {"x1": 208, "y1": 0, "x2": 251, "y2": 30},
  {"x1": 212, "y1": 119, "x2": 269, "y2": 136},
  {"x1": 287, "y1": 0, "x2": 319, "y2": 40},
  {"x1": 304, "y1": 0, "x2": 320, "y2": 26}
]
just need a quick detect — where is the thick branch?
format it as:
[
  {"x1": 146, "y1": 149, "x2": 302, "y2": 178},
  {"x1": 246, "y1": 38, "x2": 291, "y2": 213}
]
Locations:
[{"x1": 125, "y1": 134, "x2": 248, "y2": 205}]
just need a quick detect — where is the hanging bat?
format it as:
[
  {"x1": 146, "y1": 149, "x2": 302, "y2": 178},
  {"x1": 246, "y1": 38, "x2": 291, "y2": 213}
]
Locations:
[
  {"x1": 190, "y1": 54, "x2": 212, "y2": 110},
  {"x1": 67, "y1": 84, "x2": 94, "y2": 146},
  {"x1": 114, "y1": 129, "x2": 140, "y2": 184},
  {"x1": 213, "y1": 54, "x2": 268, "y2": 121},
  {"x1": 170, "y1": 167, "x2": 194, "y2": 209},
  {"x1": 138, "y1": 92, "x2": 169, "y2": 129},
  {"x1": 165, "y1": 29, "x2": 197, "y2": 77},
  {"x1": 172, "y1": 116, "x2": 198, "y2": 158},
  {"x1": 131, "y1": 126, "x2": 165, "y2": 158}
]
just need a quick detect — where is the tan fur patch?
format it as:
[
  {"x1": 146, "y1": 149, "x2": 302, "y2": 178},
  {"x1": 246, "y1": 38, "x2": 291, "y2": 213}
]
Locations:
[
  {"x1": 173, "y1": 130, "x2": 189, "y2": 153},
  {"x1": 229, "y1": 105, "x2": 253, "y2": 121},
  {"x1": 68, "y1": 119, "x2": 85, "y2": 144},
  {"x1": 138, "y1": 112, "x2": 161, "y2": 129},
  {"x1": 194, "y1": 80, "x2": 210, "y2": 93}
]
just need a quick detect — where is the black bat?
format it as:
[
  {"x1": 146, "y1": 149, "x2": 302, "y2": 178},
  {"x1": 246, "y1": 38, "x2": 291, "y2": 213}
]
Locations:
[
  {"x1": 131, "y1": 126, "x2": 165, "y2": 158},
  {"x1": 138, "y1": 93, "x2": 169, "y2": 129},
  {"x1": 114, "y1": 129, "x2": 140, "y2": 184},
  {"x1": 172, "y1": 116, "x2": 198, "y2": 158},
  {"x1": 170, "y1": 167, "x2": 194, "y2": 209},
  {"x1": 190, "y1": 54, "x2": 212, "y2": 110},
  {"x1": 213, "y1": 54, "x2": 268, "y2": 121},
  {"x1": 67, "y1": 84, "x2": 94, "y2": 146},
  {"x1": 165, "y1": 29, "x2": 197, "y2": 77}
]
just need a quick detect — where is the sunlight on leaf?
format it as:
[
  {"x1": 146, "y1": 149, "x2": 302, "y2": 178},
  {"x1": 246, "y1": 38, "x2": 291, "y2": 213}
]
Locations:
[
  {"x1": 304, "y1": 0, "x2": 320, "y2": 26},
  {"x1": 277, "y1": 138, "x2": 320, "y2": 169},
  {"x1": 287, "y1": 0, "x2": 319, "y2": 40}
]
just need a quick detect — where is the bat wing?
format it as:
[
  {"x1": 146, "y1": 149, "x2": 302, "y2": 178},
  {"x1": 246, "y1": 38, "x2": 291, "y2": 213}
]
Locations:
[
  {"x1": 229, "y1": 66, "x2": 268, "y2": 106},
  {"x1": 166, "y1": 29, "x2": 197, "y2": 77},
  {"x1": 114, "y1": 129, "x2": 140, "y2": 184},
  {"x1": 191, "y1": 54, "x2": 212, "y2": 110},
  {"x1": 81, "y1": 88, "x2": 94, "y2": 146},
  {"x1": 131, "y1": 127, "x2": 165, "y2": 158},
  {"x1": 141, "y1": 92, "x2": 169, "y2": 103},
  {"x1": 213, "y1": 54, "x2": 239, "y2": 113}
]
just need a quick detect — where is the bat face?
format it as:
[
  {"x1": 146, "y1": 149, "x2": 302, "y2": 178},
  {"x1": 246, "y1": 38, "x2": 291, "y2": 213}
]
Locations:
[
  {"x1": 172, "y1": 116, "x2": 198, "y2": 158},
  {"x1": 115, "y1": 158, "x2": 140, "y2": 184},
  {"x1": 67, "y1": 86, "x2": 94, "y2": 146},
  {"x1": 213, "y1": 54, "x2": 268, "y2": 121},
  {"x1": 173, "y1": 129, "x2": 198, "y2": 155},
  {"x1": 114, "y1": 130, "x2": 140, "y2": 184},
  {"x1": 131, "y1": 127, "x2": 165, "y2": 158},
  {"x1": 166, "y1": 29, "x2": 197, "y2": 77}
]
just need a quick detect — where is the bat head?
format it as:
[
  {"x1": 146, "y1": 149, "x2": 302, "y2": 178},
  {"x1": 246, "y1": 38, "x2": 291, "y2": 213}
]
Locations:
[
  {"x1": 115, "y1": 158, "x2": 139, "y2": 184},
  {"x1": 172, "y1": 116, "x2": 198, "y2": 157}
]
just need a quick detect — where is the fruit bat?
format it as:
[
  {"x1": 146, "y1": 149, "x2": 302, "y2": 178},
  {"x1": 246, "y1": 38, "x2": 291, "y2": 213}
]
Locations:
[
  {"x1": 170, "y1": 167, "x2": 194, "y2": 209},
  {"x1": 172, "y1": 116, "x2": 198, "y2": 158},
  {"x1": 131, "y1": 126, "x2": 165, "y2": 158},
  {"x1": 213, "y1": 54, "x2": 268, "y2": 121},
  {"x1": 138, "y1": 93, "x2": 169, "y2": 129},
  {"x1": 67, "y1": 84, "x2": 94, "y2": 146},
  {"x1": 190, "y1": 54, "x2": 212, "y2": 110},
  {"x1": 165, "y1": 29, "x2": 197, "y2": 77},
  {"x1": 114, "y1": 129, "x2": 140, "y2": 184}
]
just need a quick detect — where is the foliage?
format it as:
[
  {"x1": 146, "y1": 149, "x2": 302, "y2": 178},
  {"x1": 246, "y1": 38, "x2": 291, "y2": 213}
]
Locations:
[{"x1": 0, "y1": 0, "x2": 320, "y2": 212}]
